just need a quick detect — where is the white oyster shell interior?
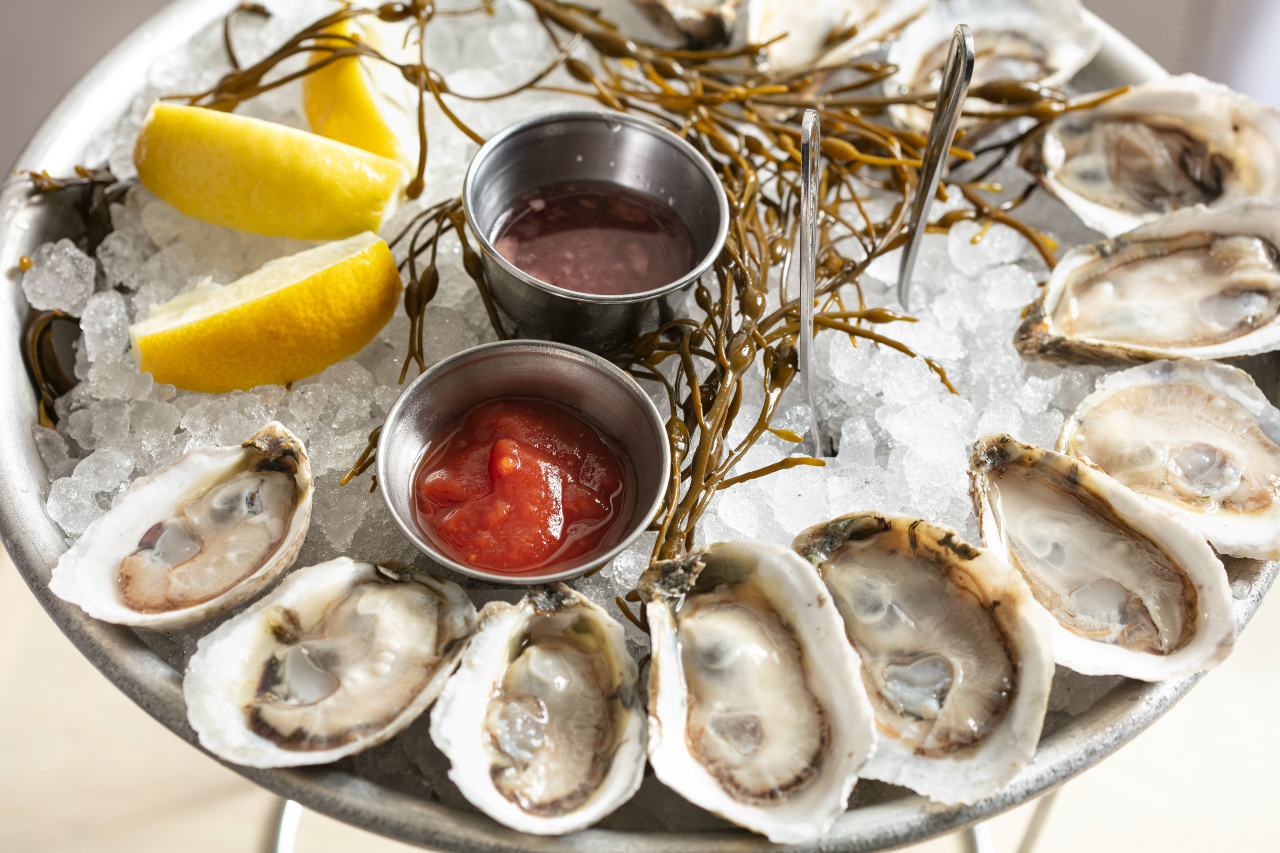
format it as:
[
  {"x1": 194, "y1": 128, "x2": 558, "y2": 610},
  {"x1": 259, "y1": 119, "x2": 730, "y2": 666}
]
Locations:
[
  {"x1": 49, "y1": 421, "x2": 312, "y2": 631},
  {"x1": 970, "y1": 434, "x2": 1236, "y2": 681},
  {"x1": 429, "y1": 585, "x2": 645, "y2": 835},
  {"x1": 1059, "y1": 359, "x2": 1280, "y2": 560},
  {"x1": 793, "y1": 513, "x2": 1054, "y2": 806},
  {"x1": 641, "y1": 539, "x2": 875, "y2": 844},
  {"x1": 184, "y1": 558, "x2": 476, "y2": 768}
]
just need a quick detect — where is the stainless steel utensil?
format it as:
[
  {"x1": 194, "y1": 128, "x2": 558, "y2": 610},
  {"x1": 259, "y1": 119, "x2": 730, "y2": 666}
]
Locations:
[
  {"x1": 898, "y1": 24, "x2": 975, "y2": 312},
  {"x1": 376, "y1": 339, "x2": 670, "y2": 584},
  {"x1": 462, "y1": 111, "x2": 729, "y2": 353},
  {"x1": 798, "y1": 109, "x2": 826, "y2": 457}
]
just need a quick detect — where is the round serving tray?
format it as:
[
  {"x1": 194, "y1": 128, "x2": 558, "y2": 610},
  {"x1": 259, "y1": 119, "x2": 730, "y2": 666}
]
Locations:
[{"x1": 2, "y1": 3, "x2": 1275, "y2": 850}]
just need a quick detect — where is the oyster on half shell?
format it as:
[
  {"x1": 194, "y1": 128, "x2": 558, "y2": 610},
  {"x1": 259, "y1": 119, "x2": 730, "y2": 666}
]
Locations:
[
  {"x1": 429, "y1": 585, "x2": 646, "y2": 835},
  {"x1": 185, "y1": 558, "x2": 477, "y2": 767},
  {"x1": 631, "y1": 0, "x2": 745, "y2": 48},
  {"x1": 746, "y1": 0, "x2": 934, "y2": 75},
  {"x1": 1020, "y1": 75, "x2": 1280, "y2": 237},
  {"x1": 639, "y1": 539, "x2": 875, "y2": 845},
  {"x1": 1058, "y1": 359, "x2": 1280, "y2": 560},
  {"x1": 50, "y1": 421, "x2": 312, "y2": 631},
  {"x1": 793, "y1": 512, "x2": 1054, "y2": 805},
  {"x1": 1016, "y1": 201, "x2": 1280, "y2": 365},
  {"x1": 885, "y1": 0, "x2": 1100, "y2": 132},
  {"x1": 969, "y1": 434, "x2": 1235, "y2": 681}
]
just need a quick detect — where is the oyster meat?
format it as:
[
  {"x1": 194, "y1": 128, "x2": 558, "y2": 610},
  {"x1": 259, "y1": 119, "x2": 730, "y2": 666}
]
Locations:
[
  {"x1": 185, "y1": 558, "x2": 477, "y2": 767},
  {"x1": 429, "y1": 585, "x2": 645, "y2": 835},
  {"x1": 639, "y1": 540, "x2": 875, "y2": 844},
  {"x1": 1020, "y1": 75, "x2": 1280, "y2": 237},
  {"x1": 970, "y1": 434, "x2": 1235, "y2": 681},
  {"x1": 1058, "y1": 359, "x2": 1280, "y2": 560},
  {"x1": 885, "y1": 0, "x2": 1100, "y2": 132},
  {"x1": 1016, "y1": 201, "x2": 1280, "y2": 364},
  {"x1": 793, "y1": 512, "x2": 1054, "y2": 805},
  {"x1": 746, "y1": 0, "x2": 934, "y2": 75},
  {"x1": 50, "y1": 421, "x2": 312, "y2": 631}
]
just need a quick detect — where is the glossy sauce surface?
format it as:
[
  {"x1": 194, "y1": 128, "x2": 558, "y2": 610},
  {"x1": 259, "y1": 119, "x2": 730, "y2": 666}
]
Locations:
[
  {"x1": 491, "y1": 180, "x2": 696, "y2": 296},
  {"x1": 413, "y1": 398, "x2": 633, "y2": 574}
]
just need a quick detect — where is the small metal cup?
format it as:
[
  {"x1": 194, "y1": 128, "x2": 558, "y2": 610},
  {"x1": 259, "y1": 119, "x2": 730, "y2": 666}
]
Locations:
[
  {"x1": 463, "y1": 111, "x2": 729, "y2": 353},
  {"x1": 376, "y1": 340, "x2": 670, "y2": 585}
]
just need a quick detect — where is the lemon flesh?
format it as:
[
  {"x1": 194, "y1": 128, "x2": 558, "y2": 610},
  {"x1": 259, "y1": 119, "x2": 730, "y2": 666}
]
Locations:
[
  {"x1": 131, "y1": 232, "x2": 401, "y2": 393},
  {"x1": 303, "y1": 18, "x2": 420, "y2": 171},
  {"x1": 133, "y1": 103, "x2": 408, "y2": 241}
]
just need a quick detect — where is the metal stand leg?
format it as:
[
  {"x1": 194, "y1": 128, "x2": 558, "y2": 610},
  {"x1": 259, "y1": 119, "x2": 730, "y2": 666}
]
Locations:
[
  {"x1": 962, "y1": 821, "x2": 995, "y2": 853},
  {"x1": 263, "y1": 799, "x2": 302, "y2": 853},
  {"x1": 960, "y1": 788, "x2": 1060, "y2": 853}
]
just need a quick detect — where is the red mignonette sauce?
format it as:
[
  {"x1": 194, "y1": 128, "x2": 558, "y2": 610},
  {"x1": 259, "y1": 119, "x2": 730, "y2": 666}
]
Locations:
[
  {"x1": 491, "y1": 180, "x2": 696, "y2": 296},
  {"x1": 413, "y1": 398, "x2": 635, "y2": 575}
]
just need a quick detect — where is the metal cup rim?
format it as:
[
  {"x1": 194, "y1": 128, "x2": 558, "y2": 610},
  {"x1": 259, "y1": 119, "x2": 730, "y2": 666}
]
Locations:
[
  {"x1": 375, "y1": 339, "x2": 670, "y2": 585},
  {"x1": 462, "y1": 110, "x2": 729, "y2": 305}
]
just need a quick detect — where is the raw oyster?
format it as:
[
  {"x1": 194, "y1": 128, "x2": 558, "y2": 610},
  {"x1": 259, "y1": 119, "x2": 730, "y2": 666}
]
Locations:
[
  {"x1": 1016, "y1": 201, "x2": 1280, "y2": 364},
  {"x1": 185, "y1": 558, "x2": 476, "y2": 767},
  {"x1": 885, "y1": 0, "x2": 1100, "y2": 132},
  {"x1": 1020, "y1": 75, "x2": 1280, "y2": 237},
  {"x1": 429, "y1": 585, "x2": 645, "y2": 835},
  {"x1": 631, "y1": 0, "x2": 744, "y2": 48},
  {"x1": 1058, "y1": 359, "x2": 1280, "y2": 560},
  {"x1": 50, "y1": 422, "x2": 312, "y2": 631},
  {"x1": 793, "y1": 512, "x2": 1054, "y2": 805},
  {"x1": 746, "y1": 0, "x2": 934, "y2": 75},
  {"x1": 639, "y1": 540, "x2": 875, "y2": 844},
  {"x1": 969, "y1": 434, "x2": 1235, "y2": 681}
]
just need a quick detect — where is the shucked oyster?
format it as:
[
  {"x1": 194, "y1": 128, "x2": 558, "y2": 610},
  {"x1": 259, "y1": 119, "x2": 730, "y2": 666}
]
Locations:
[
  {"x1": 746, "y1": 0, "x2": 934, "y2": 75},
  {"x1": 50, "y1": 422, "x2": 312, "y2": 631},
  {"x1": 793, "y1": 512, "x2": 1054, "y2": 805},
  {"x1": 186, "y1": 558, "x2": 476, "y2": 767},
  {"x1": 886, "y1": 0, "x2": 1100, "y2": 132},
  {"x1": 1059, "y1": 359, "x2": 1280, "y2": 560},
  {"x1": 1020, "y1": 75, "x2": 1280, "y2": 237},
  {"x1": 429, "y1": 585, "x2": 645, "y2": 835},
  {"x1": 970, "y1": 434, "x2": 1235, "y2": 681},
  {"x1": 631, "y1": 0, "x2": 745, "y2": 49},
  {"x1": 1016, "y1": 201, "x2": 1280, "y2": 364},
  {"x1": 640, "y1": 540, "x2": 875, "y2": 844}
]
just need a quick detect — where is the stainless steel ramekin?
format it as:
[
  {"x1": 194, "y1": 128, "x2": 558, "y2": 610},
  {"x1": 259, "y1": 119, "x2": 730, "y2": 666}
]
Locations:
[
  {"x1": 376, "y1": 339, "x2": 669, "y2": 584},
  {"x1": 462, "y1": 111, "x2": 728, "y2": 353}
]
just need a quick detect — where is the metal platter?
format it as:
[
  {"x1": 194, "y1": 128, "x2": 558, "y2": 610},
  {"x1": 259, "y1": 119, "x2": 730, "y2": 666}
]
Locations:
[{"x1": 2, "y1": 2, "x2": 1276, "y2": 850}]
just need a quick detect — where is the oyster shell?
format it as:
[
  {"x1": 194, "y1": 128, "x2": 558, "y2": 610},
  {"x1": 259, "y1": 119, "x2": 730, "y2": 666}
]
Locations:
[
  {"x1": 50, "y1": 422, "x2": 312, "y2": 631},
  {"x1": 1020, "y1": 75, "x2": 1280, "y2": 237},
  {"x1": 429, "y1": 585, "x2": 645, "y2": 835},
  {"x1": 886, "y1": 0, "x2": 1100, "y2": 132},
  {"x1": 631, "y1": 0, "x2": 744, "y2": 49},
  {"x1": 1058, "y1": 359, "x2": 1280, "y2": 560},
  {"x1": 1016, "y1": 201, "x2": 1280, "y2": 364},
  {"x1": 639, "y1": 540, "x2": 875, "y2": 844},
  {"x1": 792, "y1": 512, "x2": 1054, "y2": 805},
  {"x1": 969, "y1": 434, "x2": 1235, "y2": 681},
  {"x1": 185, "y1": 558, "x2": 476, "y2": 767},
  {"x1": 746, "y1": 0, "x2": 934, "y2": 75}
]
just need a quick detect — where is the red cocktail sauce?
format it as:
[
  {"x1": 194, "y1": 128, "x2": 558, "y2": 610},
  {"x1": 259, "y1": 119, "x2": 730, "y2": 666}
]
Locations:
[{"x1": 412, "y1": 398, "x2": 634, "y2": 575}]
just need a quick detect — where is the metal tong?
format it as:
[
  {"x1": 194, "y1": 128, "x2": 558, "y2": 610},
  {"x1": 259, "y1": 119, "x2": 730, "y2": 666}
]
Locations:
[
  {"x1": 897, "y1": 24, "x2": 975, "y2": 312},
  {"x1": 798, "y1": 108, "x2": 825, "y2": 457}
]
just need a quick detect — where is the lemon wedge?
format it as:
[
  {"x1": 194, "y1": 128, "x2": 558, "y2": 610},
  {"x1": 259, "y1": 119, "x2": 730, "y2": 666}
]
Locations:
[
  {"x1": 303, "y1": 17, "x2": 420, "y2": 171},
  {"x1": 133, "y1": 103, "x2": 408, "y2": 241},
  {"x1": 130, "y1": 232, "x2": 401, "y2": 393}
]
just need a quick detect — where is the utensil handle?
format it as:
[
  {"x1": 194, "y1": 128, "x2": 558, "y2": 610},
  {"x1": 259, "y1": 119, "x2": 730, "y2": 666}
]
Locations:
[{"x1": 897, "y1": 24, "x2": 975, "y2": 312}]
